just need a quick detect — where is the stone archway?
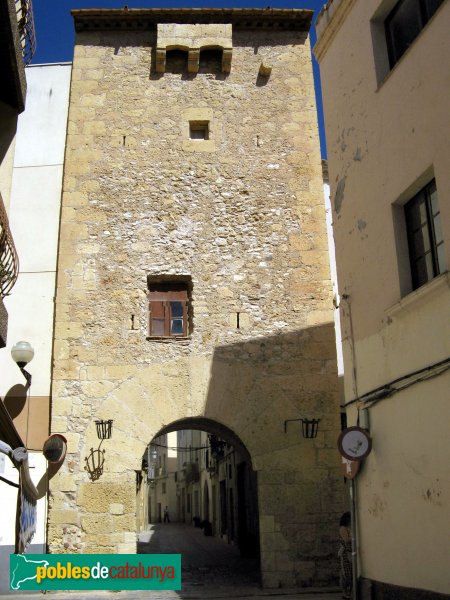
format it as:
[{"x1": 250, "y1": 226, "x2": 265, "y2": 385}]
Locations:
[
  {"x1": 143, "y1": 417, "x2": 260, "y2": 560},
  {"x1": 49, "y1": 325, "x2": 344, "y2": 588}
]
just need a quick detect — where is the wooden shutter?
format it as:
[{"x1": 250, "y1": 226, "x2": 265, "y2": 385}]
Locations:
[
  {"x1": 149, "y1": 300, "x2": 166, "y2": 336},
  {"x1": 149, "y1": 287, "x2": 188, "y2": 337}
]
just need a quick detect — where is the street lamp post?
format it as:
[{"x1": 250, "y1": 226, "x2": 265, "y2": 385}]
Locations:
[{"x1": 11, "y1": 340, "x2": 34, "y2": 387}]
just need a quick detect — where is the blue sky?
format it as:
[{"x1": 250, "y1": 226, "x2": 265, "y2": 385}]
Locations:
[{"x1": 31, "y1": 0, "x2": 327, "y2": 156}]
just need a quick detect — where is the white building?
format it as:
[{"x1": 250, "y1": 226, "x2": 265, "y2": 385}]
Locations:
[
  {"x1": 315, "y1": 0, "x2": 450, "y2": 597},
  {"x1": 0, "y1": 63, "x2": 70, "y2": 591}
]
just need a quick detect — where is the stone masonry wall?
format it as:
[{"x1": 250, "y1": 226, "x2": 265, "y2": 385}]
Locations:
[{"x1": 49, "y1": 21, "x2": 343, "y2": 587}]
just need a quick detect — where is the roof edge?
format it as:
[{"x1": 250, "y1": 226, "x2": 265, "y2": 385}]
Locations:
[
  {"x1": 314, "y1": 0, "x2": 356, "y2": 63},
  {"x1": 71, "y1": 8, "x2": 314, "y2": 32}
]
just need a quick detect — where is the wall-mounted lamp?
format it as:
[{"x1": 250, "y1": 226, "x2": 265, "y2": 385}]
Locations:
[
  {"x1": 284, "y1": 417, "x2": 321, "y2": 439},
  {"x1": 11, "y1": 341, "x2": 34, "y2": 387},
  {"x1": 85, "y1": 420, "x2": 113, "y2": 481},
  {"x1": 95, "y1": 419, "x2": 113, "y2": 441}
]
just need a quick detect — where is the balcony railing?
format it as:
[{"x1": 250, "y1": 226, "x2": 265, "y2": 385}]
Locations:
[
  {"x1": 15, "y1": 0, "x2": 36, "y2": 65},
  {"x1": 0, "y1": 196, "x2": 19, "y2": 298}
]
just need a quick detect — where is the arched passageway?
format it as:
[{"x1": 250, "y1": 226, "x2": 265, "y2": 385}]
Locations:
[{"x1": 136, "y1": 418, "x2": 260, "y2": 585}]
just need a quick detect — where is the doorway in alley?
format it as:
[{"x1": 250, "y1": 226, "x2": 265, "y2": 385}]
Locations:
[{"x1": 136, "y1": 417, "x2": 260, "y2": 587}]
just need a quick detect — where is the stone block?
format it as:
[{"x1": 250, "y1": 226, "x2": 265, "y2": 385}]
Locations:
[
  {"x1": 84, "y1": 69, "x2": 104, "y2": 80},
  {"x1": 78, "y1": 483, "x2": 135, "y2": 514},
  {"x1": 74, "y1": 57, "x2": 101, "y2": 69},
  {"x1": 51, "y1": 510, "x2": 79, "y2": 525},
  {"x1": 87, "y1": 366, "x2": 105, "y2": 380},
  {"x1": 259, "y1": 515, "x2": 275, "y2": 533},
  {"x1": 111, "y1": 514, "x2": 136, "y2": 532},
  {"x1": 79, "y1": 94, "x2": 106, "y2": 107},
  {"x1": 261, "y1": 572, "x2": 283, "y2": 589},
  {"x1": 51, "y1": 417, "x2": 68, "y2": 433},
  {"x1": 63, "y1": 161, "x2": 92, "y2": 176},
  {"x1": 260, "y1": 531, "x2": 290, "y2": 552},
  {"x1": 80, "y1": 380, "x2": 117, "y2": 398},
  {"x1": 61, "y1": 223, "x2": 89, "y2": 242},
  {"x1": 84, "y1": 546, "x2": 114, "y2": 554},
  {"x1": 109, "y1": 503, "x2": 124, "y2": 515},
  {"x1": 54, "y1": 474, "x2": 77, "y2": 492},
  {"x1": 81, "y1": 515, "x2": 113, "y2": 534},
  {"x1": 83, "y1": 121, "x2": 106, "y2": 135},
  {"x1": 53, "y1": 339, "x2": 70, "y2": 361},
  {"x1": 117, "y1": 543, "x2": 137, "y2": 554},
  {"x1": 85, "y1": 534, "x2": 116, "y2": 546},
  {"x1": 64, "y1": 432, "x2": 81, "y2": 453},
  {"x1": 317, "y1": 448, "x2": 340, "y2": 467},
  {"x1": 51, "y1": 398, "x2": 73, "y2": 417},
  {"x1": 104, "y1": 365, "x2": 136, "y2": 380},
  {"x1": 71, "y1": 80, "x2": 99, "y2": 94}
]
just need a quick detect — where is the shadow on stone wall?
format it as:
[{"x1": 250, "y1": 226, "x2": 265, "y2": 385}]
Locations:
[
  {"x1": 200, "y1": 322, "x2": 343, "y2": 588},
  {"x1": 151, "y1": 321, "x2": 342, "y2": 588}
]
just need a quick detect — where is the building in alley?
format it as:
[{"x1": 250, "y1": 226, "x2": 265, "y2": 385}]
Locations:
[
  {"x1": 146, "y1": 432, "x2": 178, "y2": 525},
  {"x1": 315, "y1": 0, "x2": 450, "y2": 598},
  {"x1": 48, "y1": 8, "x2": 344, "y2": 587}
]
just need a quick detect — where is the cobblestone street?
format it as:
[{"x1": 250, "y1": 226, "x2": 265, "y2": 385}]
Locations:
[
  {"x1": 0, "y1": 523, "x2": 340, "y2": 599},
  {"x1": 138, "y1": 523, "x2": 260, "y2": 588}
]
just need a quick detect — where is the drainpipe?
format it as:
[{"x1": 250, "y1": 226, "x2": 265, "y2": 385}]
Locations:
[
  {"x1": 350, "y1": 478, "x2": 358, "y2": 600},
  {"x1": 341, "y1": 294, "x2": 359, "y2": 599}
]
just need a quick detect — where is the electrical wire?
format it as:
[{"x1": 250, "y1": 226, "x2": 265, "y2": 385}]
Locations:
[
  {"x1": 344, "y1": 356, "x2": 450, "y2": 408},
  {"x1": 0, "y1": 475, "x2": 19, "y2": 488},
  {"x1": 149, "y1": 441, "x2": 227, "y2": 452}
]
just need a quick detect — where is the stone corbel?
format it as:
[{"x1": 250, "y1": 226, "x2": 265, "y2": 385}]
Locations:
[
  {"x1": 155, "y1": 48, "x2": 166, "y2": 73},
  {"x1": 188, "y1": 48, "x2": 200, "y2": 74},
  {"x1": 221, "y1": 48, "x2": 232, "y2": 74},
  {"x1": 259, "y1": 62, "x2": 272, "y2": 77}
]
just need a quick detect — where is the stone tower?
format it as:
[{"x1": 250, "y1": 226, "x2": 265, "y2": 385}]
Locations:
[{"x1": 49, "y1": 8, "x2": 343, "y2": 588}]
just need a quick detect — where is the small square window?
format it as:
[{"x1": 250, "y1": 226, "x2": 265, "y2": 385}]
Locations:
[
  {"x1": 405, "y1": 179, "x2": 447, "y2": 290},
  {"x1": 189, "y1": 121, "x2": 209, "y2": 140}
]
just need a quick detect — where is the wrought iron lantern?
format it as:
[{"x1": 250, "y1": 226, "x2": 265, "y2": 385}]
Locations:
[
  {"x1": 301, "y1": 418, "x2": 321, "y2": 439},
  {"x1": 284, "y1": 417, "x2": 321, "y2": 439},
  {"x1": 95, "y1": 419, "x2": 113, "y2": 440}
]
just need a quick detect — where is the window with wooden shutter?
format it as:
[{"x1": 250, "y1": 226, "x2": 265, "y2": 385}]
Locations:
[{"x1": 148, "y1": 281, "x2": 190, "y2": 338}]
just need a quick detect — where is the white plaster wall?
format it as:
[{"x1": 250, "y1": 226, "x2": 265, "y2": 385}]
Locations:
[
  {"x1": 13, "y1": 65, "x2": 71, "y2": 168},
  {"x1": 0, "y1": 64, "x2": 71, "y2": 396},
  {"x1": 9, "y1": 165, "x2": 64, "y2": 273},
  {"x1": 1, "y1": 272, "x2": 56, "y2": 395},
  {"x1": 0, "y1": 64, "x2": 71, "y2": 554}
]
